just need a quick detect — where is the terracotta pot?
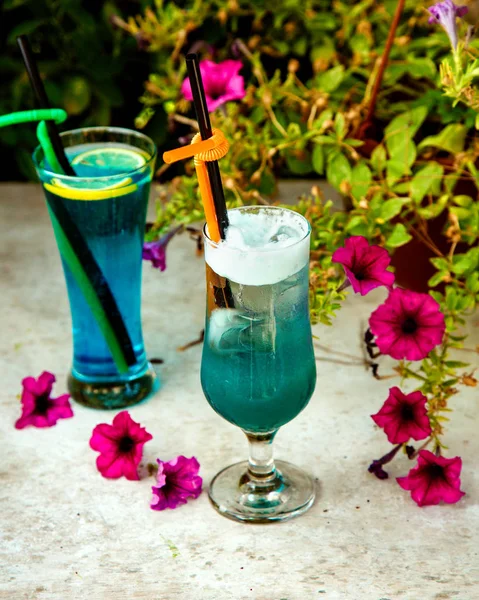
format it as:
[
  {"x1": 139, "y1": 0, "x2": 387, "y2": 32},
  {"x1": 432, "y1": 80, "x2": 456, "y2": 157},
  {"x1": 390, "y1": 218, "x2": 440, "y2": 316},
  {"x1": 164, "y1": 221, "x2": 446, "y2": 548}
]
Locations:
[
  {"x1": 390, "y1": 212, "x2": 449, "y2": 293},
  {"x1": 391, "y1": 159, "x2": 475, "y2": 293}
]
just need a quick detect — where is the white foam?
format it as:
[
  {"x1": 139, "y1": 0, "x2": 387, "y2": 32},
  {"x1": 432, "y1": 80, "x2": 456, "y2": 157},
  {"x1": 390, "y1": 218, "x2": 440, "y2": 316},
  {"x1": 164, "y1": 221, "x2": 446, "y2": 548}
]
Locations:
[{"x1": 205, "y1": 207, "x2": 310, "y2": 286}]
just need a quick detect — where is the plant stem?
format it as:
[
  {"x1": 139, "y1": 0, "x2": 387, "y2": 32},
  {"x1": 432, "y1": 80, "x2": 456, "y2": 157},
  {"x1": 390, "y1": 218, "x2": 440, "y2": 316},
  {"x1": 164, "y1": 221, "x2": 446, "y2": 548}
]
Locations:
[{"x1": 357, "y1": 0, "x2": 406, "y2": 138}]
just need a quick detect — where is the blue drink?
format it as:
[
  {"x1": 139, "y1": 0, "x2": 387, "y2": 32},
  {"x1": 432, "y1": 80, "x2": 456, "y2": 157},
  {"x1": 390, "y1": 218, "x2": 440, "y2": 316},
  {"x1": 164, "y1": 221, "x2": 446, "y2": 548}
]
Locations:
[
  {"x1": 33, "y1": 127, "x2": 158, "y2": 409},
  {"x1": 201, "y1": 206, "x2": 317, "y2": 523},
  {"x1": 202, "y1": 264, "x2": 316, "y2": 432}
]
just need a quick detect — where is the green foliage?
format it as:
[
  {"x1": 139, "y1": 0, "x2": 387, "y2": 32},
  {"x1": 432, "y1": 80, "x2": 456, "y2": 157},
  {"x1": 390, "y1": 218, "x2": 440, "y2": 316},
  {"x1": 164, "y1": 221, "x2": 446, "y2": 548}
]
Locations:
[
  {"x1": 125, "y1": 0, "x2": 479, "y2": 455},
  {"x1": 0, "y1": 0, "x2": 152, "y2": 179}
]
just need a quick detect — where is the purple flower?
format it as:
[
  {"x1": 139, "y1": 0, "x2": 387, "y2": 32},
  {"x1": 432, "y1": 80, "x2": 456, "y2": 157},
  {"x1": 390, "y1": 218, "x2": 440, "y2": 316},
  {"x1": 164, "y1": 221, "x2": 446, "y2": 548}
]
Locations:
[
  {"x1": 142, "y1": 225, "x2": 182, "y2": 271},
  {"x1": 15, "y1": 371, "x2": 73, "y2": 429},
  {"x1": 428, "y1": 0, "x2": 469, "y2": 50},
  {"x1": 151, "y1": 456, "x2": 202, "y2": 510},
  {"x1": 332, "y1": 236, "x2": 395, "y2": 296},
  {"x1": 181, "y1": 59, "x2": 245, "y2": 112}
]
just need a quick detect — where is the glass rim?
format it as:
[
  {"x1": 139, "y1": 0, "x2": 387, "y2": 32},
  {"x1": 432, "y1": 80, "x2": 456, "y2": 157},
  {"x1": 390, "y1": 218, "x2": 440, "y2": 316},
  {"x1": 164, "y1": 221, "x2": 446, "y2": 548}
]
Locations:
[
  {"x1": 32, "y1": 126, "x2": 157, "y2": 184},
  {"x1": 203, "y1": 205, "x2": 312, "y2": 254}
]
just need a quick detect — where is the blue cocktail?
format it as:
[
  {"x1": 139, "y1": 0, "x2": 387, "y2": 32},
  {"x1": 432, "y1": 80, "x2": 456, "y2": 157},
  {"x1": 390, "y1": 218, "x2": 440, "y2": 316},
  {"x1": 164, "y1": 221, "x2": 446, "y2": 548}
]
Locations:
[
  {"x1": 201, "y1": 206, "x2": 317, "y2": 522},
  {"x1": 33, "y1": 127, "x2": 158, "y2": 409}
]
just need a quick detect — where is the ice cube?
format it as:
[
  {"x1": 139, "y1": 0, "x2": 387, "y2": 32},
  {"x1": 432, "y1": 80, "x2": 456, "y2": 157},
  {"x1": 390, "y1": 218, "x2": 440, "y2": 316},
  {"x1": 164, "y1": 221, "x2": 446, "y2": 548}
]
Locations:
[
  {"x1": 267, "y1": 225, "x2": 299, "y2": 245},
  {"x1": 208, "y1": 308, "x2": 276, "y2": 354}
]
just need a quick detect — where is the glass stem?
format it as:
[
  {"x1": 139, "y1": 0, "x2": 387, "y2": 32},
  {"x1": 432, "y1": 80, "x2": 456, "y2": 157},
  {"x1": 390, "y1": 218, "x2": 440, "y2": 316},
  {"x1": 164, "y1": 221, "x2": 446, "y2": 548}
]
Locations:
[{"x1": 245, "y1": 430, "x2": 277, "y2": 483}]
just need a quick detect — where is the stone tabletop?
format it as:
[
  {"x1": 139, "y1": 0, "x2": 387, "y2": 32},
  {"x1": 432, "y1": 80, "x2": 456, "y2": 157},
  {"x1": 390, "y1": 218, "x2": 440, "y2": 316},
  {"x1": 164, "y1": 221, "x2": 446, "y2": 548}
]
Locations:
[{"x1": 1, "y1": 183, "x2": 478, "y2": 600}]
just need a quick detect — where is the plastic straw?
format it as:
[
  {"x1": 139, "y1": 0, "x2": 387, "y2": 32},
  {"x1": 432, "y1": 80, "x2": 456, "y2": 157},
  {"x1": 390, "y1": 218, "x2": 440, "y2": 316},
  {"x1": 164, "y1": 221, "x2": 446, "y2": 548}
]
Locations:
[
  {"x1": 186, "y1": 53, "x2": 229, "y2": 239},
  {"x1": 15, "y1": 37, "x2": 138, "y2": 373},
  {"x1": 17, "y1": 36, "x2": 76, "y2": 176},
  {"x1": 47, "y1": 207, "x2": 129, "y2": 373},
  {"x1": 0, "y1": 118, "x2": 137, "y2": 373}
]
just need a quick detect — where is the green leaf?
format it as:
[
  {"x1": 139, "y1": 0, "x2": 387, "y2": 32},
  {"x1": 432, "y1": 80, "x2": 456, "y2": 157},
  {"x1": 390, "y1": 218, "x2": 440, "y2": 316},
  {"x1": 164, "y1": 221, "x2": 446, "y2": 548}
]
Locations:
[
  {"x1": 466, "y1": 271, "x2": 479, "y2": 292},
  {"x1": 392, "y1": 182, "x2": 410, "y2": 194},
  {"x1": 430, "y1": 257, "x2": 450, "y2": 271},
  {"x1": 410, "y1": 162, "x2": 444, "y2": 203},
  {"x1": 451, "y1": 248, "x2": 479, "y2": 275},
  {"x1": 386, "y1": 159, "x2": 408, "y2": 186},
  {"x1": 258, "y1": 169, "x2": 276, "y2": 196},
  {"x1": 385, "y1": 106, "x2": 427, "y2": 164},
  {"x1": 344, "y1": 138, "x2": 364, "y2": 147},
  {"x1": 62, "y1": 76, "x2": 92, "y2": 116},
  {"x1": 430, "y1": 290, "x2": 444, "y2": 304},
  {"x1": 312, "y1": 145, "x2": 324, "y2": 175},
  {"x1": 314, "y1": 109, "x2": 334, "y2": 129},
  {"x1": 370, "y1": 144, "x2": 387, "y2": 174},
  {"x1": 450, "y1": 206, "x2": 471, "y2": 220},
  {"x1": 445, "y1": 287, "x2": 458, "y2": 310},
  {"x1": 334, "y1": 113, "x2": 346, "y2": 140},
  {"x1": 293, "y1": 38, "x2": 307, "y2": 56},
  {"x1": 316, "y1": 66, "x2": 345, "y2": 93},
  {"x1": 408, "y1": 57, "x2": 437, "y2": 80},
  {"x1": 453, "y1": 195, "x2": 473, "y2": 207},
  {"x1": 428, "y1": 271, "x2": 448, "y2": 288},
  {"x1": 417, "y1": 194, "x2": 448, "y2": 219},
  {"x1": 418, "y1": 124, "x2": 468, "y2": 154},
  {"x1": 313, "y1": 135, "x2": 337, "y2": 145},
  {"x1": 385, "y1": 223, "x2": 413, "y2": 248},
  {"x1": 444, "y1": 361, "x2": 470, "y2": 369},
  {"x1": 326, "y1": 152, "x2": 352, "y2": 191},
  {"x1": 385, "y1": 106, "x2": 429, "y2": 138},
  {"x1": 351, "y1": 162, "x2": 372, "y2": 202},
  {"x1": 379, "y1": 198, "x2": 409, "y2": 222},
  {"x1": 345, "y1": 215, "x2": 368, "y2": 235},
  {"x1": 7, "y1": 19, "x2": 47, "y2": 42},
  {"x1": 284, "y1": 149, "x2": 313, "y2": 175},
  {"x1": 387, "y1": 132, "x2": 416, "y2": 167}
]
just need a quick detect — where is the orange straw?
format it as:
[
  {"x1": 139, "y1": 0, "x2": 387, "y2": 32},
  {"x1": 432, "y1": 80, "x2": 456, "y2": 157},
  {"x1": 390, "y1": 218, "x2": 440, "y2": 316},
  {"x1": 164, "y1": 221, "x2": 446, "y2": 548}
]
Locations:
[{"x1": 163, "y1": 128, "x2": 229, "y2": 243}]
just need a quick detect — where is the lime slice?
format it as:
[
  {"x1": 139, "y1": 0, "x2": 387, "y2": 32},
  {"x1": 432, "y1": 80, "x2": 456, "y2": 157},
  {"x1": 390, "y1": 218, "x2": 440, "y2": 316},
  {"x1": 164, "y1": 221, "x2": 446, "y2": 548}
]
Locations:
[{"x1": 71, "y1": 146, "x2": 148, "y2": 173}]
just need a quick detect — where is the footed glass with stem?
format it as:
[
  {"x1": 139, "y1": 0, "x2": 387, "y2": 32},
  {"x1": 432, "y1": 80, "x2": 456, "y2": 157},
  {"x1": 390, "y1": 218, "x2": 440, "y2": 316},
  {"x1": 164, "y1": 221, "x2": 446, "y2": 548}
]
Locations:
[{"x1": 201, "y1": 206, "x2": 317, "y2": 523}]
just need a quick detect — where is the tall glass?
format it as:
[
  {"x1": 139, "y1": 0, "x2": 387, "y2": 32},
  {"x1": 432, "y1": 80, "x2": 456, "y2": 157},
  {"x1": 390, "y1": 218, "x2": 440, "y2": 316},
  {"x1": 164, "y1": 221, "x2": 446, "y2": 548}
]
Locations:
[
  {"x1": 33, "y1": 127, "x2": 158, "y2": 409},
  {"x1": 201, "y1": 206, "x2": 317, "y2": 522}
]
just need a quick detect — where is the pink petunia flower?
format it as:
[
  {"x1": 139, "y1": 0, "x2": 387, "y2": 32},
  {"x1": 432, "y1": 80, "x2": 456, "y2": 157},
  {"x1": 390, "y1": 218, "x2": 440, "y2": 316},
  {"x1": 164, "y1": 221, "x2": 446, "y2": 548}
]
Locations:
[
  {"x1": 151, "y1": 455, "x2": 202, "y2": 510},
  {"x1": 332, "y1": 236, "x2": 395, "y2": 296},
  {"x1": 369, "y1": 288, "x2": 445, "y2": 361},
  {"x1": 428, "y1": 0, "x2": 468, "y2": 50},
  {"x1": 371, "y1": 387, "x2": 432, "y2": 444},
  {"x1": 15, "y1": 371, "x2": 73, "y2": 429},
  {"x1": 89, "y1": 411, "x2": 152, "y2": 480},
  {"x1": 397, "y1": 450, "x2": 465, "y2": 506},
  {"x1": 142, "y1": 225, "x2": 182, "y2": 271},
  {"x1": 181, "y1": 59, "x2": 245, "y2": 112}
]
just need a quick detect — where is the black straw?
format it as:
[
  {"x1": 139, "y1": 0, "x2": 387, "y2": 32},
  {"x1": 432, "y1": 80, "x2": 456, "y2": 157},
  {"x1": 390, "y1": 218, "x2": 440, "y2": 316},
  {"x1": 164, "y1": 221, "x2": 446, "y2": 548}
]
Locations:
[
  {"x1": 17, "y1": 35, "x2": 76, "y2": 176},
  {"x1": 17, "y1": 34, "x2": 136, "y2": 369},
  {"x1": 186, "y1": 53, "x2": 229, "y2": 238}
]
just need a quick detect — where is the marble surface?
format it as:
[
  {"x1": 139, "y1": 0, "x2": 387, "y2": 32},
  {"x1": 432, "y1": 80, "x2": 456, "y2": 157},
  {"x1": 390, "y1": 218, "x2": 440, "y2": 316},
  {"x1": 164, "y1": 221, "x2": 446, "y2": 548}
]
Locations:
[{"x1": 1, "y1": 183, "x2": 478, "y2": 600}]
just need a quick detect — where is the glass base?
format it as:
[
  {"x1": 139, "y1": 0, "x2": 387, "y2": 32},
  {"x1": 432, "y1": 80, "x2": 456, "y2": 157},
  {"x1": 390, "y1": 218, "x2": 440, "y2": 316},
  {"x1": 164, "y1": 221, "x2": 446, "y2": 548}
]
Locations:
[
  {"x1": 67, "y1": 364, "x2": 159, "y2": 409},
  {"x1": 208, "y1": 459, "x2": 316, "y2": 523}
]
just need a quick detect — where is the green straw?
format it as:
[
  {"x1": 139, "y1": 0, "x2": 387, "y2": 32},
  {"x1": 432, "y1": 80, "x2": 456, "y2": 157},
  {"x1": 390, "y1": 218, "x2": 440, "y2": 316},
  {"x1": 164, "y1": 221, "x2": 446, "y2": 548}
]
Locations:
[
  {"x1": 46, "y1": 207, "x2": 129, "y2": 373},
  {"x1": 0, "y1": 109, "x2": 133, "y2": 373},
  {"x1": 0, "y1": 109, "x2": 66, "y2": 174}
]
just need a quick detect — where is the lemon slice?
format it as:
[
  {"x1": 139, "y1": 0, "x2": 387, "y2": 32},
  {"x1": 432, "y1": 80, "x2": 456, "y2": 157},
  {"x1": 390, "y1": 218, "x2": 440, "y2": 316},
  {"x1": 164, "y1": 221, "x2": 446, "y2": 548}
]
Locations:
[
  {"x1": 51, "y1": 176, "x2": 133, "y2": 190},
  {"x1": 44, "y1": 176, "x2": 138, "y2": 201},
  {"x1": 71, "y1": 146, "x2": 148, "y2": 172}
]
